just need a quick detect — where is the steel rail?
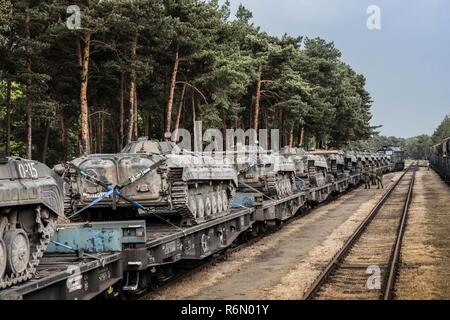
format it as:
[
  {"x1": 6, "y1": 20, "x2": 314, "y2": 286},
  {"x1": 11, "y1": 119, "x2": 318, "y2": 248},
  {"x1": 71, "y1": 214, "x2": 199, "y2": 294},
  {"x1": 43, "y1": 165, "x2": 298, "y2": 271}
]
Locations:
[
  {"x1": 383, "y1": 163, "x2": 416, "y2": 299},
  {"x1": 302, "y1": 165, "x2": 414, "y2": 300}
]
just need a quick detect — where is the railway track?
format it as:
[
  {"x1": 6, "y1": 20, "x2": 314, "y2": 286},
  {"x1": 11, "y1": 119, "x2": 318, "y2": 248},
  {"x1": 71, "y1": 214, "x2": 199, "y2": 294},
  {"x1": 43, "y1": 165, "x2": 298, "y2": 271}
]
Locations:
[
  {"x1": 303, "y1": 164, "x2": 417, "y2": 300},
  {"x1": 140, "y1": 182, "x2": 363, "y2": 300}
]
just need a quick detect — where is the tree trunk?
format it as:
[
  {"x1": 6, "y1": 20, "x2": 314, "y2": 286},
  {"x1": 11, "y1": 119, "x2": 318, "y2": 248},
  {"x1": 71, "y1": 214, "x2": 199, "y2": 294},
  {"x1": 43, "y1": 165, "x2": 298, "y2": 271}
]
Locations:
[
  {"x1": 263, "y1": 108, "x2": 269, "y2": 147},
  {"x1": 174, "y1": 83, "x2": 186, "y2": 141},
  {"x1": 99, "y1": 111, "x2": 104, "y2": 152},
  {"x1": 89, "y1": 115, "x2": 95, "y2": 153},
  {"x1": 76, "y1": 35, "x2": 82, "y2": 67},
  {"x1": 222, "y1": 109, "x2": 227, "y2": 130},
  {"x1": 42, "y1": 121, "x2": 50, "y2": 163},
  {"x1": 119, "y1": 71, "x2": 125, "y2": 148},
  {"x1": 288, "y1": 126, "x2": 294, "y2": 148},
  {"x1": 144, "y1": 113, "x2": 150, "y2": 137},
  {"x1": 59, "y1": 106, "x2": 67, "y2": 145},
  {"x1": 164, "y1": 44, "x2": 180, "y2": 137},
  {"x1": 253, "y1": 78, "x2": 261, "y2": 132},
  {"x1": 298, "y1": 126, "x2": 304, "y2": 147},
  {"x1": 191, "y1": 93, "x2": 196, "y2": 125},
  {"x1": 4, "y1": 80, "x2": 12, "y2": 155},
  {"x1": 133, "y1": 89, "x2": 138, "y2": 139},
  {"x1": 127, "y1": 32, "x2": 138, "y2": 144},
  {"x1": 25, "y1": 13, "x2": 32, "y2": 159},
  {"x1": 112, "y1": 117, "x2": 119, "y2": 152},
  {"x1": 279, "y1": 110, "x2": 285, "y2": 146},
  {"x1": 80, "y1": 32, "x2": 91, "y2": 154}
]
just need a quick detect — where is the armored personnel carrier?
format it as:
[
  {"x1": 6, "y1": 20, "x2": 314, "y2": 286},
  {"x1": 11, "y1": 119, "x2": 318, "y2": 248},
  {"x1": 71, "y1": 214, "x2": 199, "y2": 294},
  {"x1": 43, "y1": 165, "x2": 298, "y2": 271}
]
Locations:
[
  {"x1": 305, "y1": 153, "x2": 329, "y2": 188},
  {"x1": 61, "y1": 139, "x2": 238, "y2": 226},
  {"x1": 234, "y1": 145, "x2": 296, "y2": 198},
  {"x1": 281, "y1": 147, "x2": 307, "y2": 176},
  {"x1": 310, "y1": 150, "x2": 347, "y2": 180},
  {"x1": 281, "y1": 146, "x2": 309, "y2": 191},
  {"x1": 0, "y1": 156, "x2": 63, "y2": 289},
  {"x1": 344, "y1": 151, "x2": 359, "y2": 174}
]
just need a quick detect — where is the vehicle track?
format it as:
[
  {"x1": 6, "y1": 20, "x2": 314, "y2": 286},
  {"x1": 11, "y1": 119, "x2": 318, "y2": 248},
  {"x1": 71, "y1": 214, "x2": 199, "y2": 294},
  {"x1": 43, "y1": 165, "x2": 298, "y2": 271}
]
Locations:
[{"x1": 303, "y1": 165, "x2": 416, "y2": 300}]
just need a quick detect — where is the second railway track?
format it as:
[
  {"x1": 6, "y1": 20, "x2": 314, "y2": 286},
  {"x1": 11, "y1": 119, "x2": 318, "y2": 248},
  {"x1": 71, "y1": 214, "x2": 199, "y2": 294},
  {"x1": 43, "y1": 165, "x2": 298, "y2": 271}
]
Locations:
[{"x1": 303, "y1": 164, "x2": 417, "y2": 300}]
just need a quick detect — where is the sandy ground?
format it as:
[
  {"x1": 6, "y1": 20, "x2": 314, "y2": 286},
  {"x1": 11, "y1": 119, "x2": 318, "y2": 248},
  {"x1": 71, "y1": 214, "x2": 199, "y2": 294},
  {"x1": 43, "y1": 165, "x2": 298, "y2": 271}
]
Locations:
[
  {"x1": 395, "y1": 168, "x2": 450, "y2": 299},
  {"x1": 146, "y1": 172, "x2": 402, "y2": 300}
]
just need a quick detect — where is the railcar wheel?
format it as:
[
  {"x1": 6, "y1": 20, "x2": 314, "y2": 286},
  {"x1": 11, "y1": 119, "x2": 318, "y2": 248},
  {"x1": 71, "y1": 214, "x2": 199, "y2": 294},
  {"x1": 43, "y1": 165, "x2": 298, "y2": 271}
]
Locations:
[
  {"x1": 4, "y1": 229, "x2": 30, "y2": 275},
  {"x1": 221, "y1": 190, "x2": 228, "y2": 210},
  {"x1": 188, "y1": 196, "x2": 197, "y2": 218},
  {"x1": 0, "y1": 239, "x2": 6, "y2": 279},
  {"x1": 197, "y1": 196, "x2": 205, "y2": 219},
  {"x1": 204, "y1": 195, "x2": 212, "y2": 216},
  {"x1": 211, "y1": 193, "x2": 218, "y2": 214},
  {"x1": 217, "y1": 192, "x2": 223, "y2": 213}
]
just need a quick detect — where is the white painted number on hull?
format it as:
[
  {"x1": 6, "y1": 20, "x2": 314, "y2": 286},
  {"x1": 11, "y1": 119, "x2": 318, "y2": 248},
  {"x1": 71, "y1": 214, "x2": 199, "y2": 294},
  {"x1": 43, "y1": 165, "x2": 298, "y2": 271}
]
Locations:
[{"x1": 17, "y1": 162, "x2": 38, "y2": 179}]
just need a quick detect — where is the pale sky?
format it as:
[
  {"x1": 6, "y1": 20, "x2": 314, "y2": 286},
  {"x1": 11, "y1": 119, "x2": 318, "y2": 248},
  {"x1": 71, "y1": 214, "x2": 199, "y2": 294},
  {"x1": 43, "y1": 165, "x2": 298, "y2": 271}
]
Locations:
[{"x1": 222, "y1": 0, "x2": 450, "y2": 138}]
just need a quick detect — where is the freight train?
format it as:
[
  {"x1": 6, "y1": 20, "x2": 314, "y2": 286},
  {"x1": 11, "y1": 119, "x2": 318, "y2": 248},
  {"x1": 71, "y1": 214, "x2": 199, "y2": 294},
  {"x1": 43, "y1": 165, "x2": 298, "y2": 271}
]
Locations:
[
  {"x1": 0, "y1": 141, "x2": 398, "y2": 297},
  {"x1": 429, "y1": 137, "x2": 450, "y2": 183},
  {"x1": 61, "y1": 139, "x2": 393, "y2": 224}
]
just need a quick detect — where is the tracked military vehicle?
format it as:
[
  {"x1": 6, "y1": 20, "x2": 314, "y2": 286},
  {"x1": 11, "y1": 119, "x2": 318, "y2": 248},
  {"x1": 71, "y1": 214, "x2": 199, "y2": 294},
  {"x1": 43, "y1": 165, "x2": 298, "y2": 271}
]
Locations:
[
  {"x1": 344, "y1": 151, "x2": 359, "y2": 174},
  {"x1": 233, "y1": 145, "x2": 296, "y2": 198},
  {"x1": 281, "y1": 147, "x2": 307, "y2": 176},
  {"x1": 281, "y1": 146, "x2": 309, "y2": 191},
  {"x1": 310, "y1": 150, "x2": 347, "y2": 180},
  {"x1": 0, "y1": 156, "x2": 63, "y2": 289},
  {"x1": 305, "y1": 153, "x2": 329, "y2": 188},
  {"x1": 61, "y1": 139, "x2": 238, "y2": 226}
]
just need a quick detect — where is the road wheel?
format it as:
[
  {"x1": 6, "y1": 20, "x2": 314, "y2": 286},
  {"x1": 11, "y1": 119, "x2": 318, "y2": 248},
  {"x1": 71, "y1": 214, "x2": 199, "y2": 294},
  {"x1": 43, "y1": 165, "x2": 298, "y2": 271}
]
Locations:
[
  {"x1": 4, "y1": 229, "x2": 30, "y2": 275},
  {"x1": 0, "y1": 239, "x2": 6, "y2": 279}
]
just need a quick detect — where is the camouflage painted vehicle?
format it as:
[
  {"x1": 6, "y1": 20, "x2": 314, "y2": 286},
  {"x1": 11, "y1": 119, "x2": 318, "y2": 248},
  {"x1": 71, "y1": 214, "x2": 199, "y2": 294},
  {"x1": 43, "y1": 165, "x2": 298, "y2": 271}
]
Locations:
[
  {"x1": 281, "y1": 147, "x2": 307, "y2": 176},
  {"x1": 281, "y1": 146, "x2": 309, "y2": 191},
  {"x1": 305, "y1": 153, "x2": 329, "y2": 188},
  {"x1": 378, "y1": 153, "x2": 391, "y2": 173},
  {"x1": 373, "y1": 153, "x2": 382, "y2": 168},
  {"x1": 355, "y1": 152, "x2": 366, "y2": 168},
  {"x1": 344, "y1": 151, "x2": 359, "y2": 174},
  {"x1": 310, "y1": 150, "x2": 347, "y2": 180},
  {"x1": 383, "y1": 154, "x2": 393, "y2": 172},
  {"x1": 0, "y1": 156, "x2": 63, "y2": 289},
  {"x1": 359, "y1": 152, "x2": 372, "y2": 168},
  {"x1": 234, "y1": 145, "x2": 296, "y2": 198},
  {"x1": 61, "y1": 139, "x2": 238, "y2": 226}
]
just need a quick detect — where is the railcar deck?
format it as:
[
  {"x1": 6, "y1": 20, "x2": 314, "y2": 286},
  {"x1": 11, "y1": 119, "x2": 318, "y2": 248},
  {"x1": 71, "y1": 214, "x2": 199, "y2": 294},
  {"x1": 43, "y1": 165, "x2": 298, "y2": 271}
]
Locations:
[{"x1": 0, "y1": 252, "x2": 122, "y2": 300}]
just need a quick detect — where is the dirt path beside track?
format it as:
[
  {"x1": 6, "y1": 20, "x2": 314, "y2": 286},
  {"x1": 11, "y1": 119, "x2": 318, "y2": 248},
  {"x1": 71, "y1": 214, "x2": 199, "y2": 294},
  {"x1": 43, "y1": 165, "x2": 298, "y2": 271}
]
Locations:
[{"x1": 395, "y1": 168, "x2": 450, "y2": 299}]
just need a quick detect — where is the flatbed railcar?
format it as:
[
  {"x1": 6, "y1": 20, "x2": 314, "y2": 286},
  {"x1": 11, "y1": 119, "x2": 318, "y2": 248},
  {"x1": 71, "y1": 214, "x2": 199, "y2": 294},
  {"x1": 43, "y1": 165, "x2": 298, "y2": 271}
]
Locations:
[
  {"x1": 0, "y1": 149, "x2": 395, "y2": 299},
  {"x1": 0, "y1": 252, "x2": 122, "y2": 300}
]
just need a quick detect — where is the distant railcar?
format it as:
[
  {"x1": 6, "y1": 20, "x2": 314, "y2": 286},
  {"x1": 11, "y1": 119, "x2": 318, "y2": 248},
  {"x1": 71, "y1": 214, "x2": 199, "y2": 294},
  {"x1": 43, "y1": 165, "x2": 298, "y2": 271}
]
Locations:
[
  {"x1": 429, "y1": 137, "x2": 450, "y2": 183},
  {"x1": 377, "y1": 146, "x2": 405, "y2": 171}
]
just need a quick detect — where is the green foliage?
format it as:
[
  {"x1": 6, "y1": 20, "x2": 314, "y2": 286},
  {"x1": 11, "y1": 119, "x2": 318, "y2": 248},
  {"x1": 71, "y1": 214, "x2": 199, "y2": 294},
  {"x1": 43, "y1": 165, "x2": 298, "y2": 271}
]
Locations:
[
  {"x1": 347, "y1": 134, "x2": 435, "y2": 160},
  {"x1": 432, "y1": 114, "x2": 450, "y2": 144},
  {"x1": 1, "y1": 0, "x2": 375, "y2": 165}
]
